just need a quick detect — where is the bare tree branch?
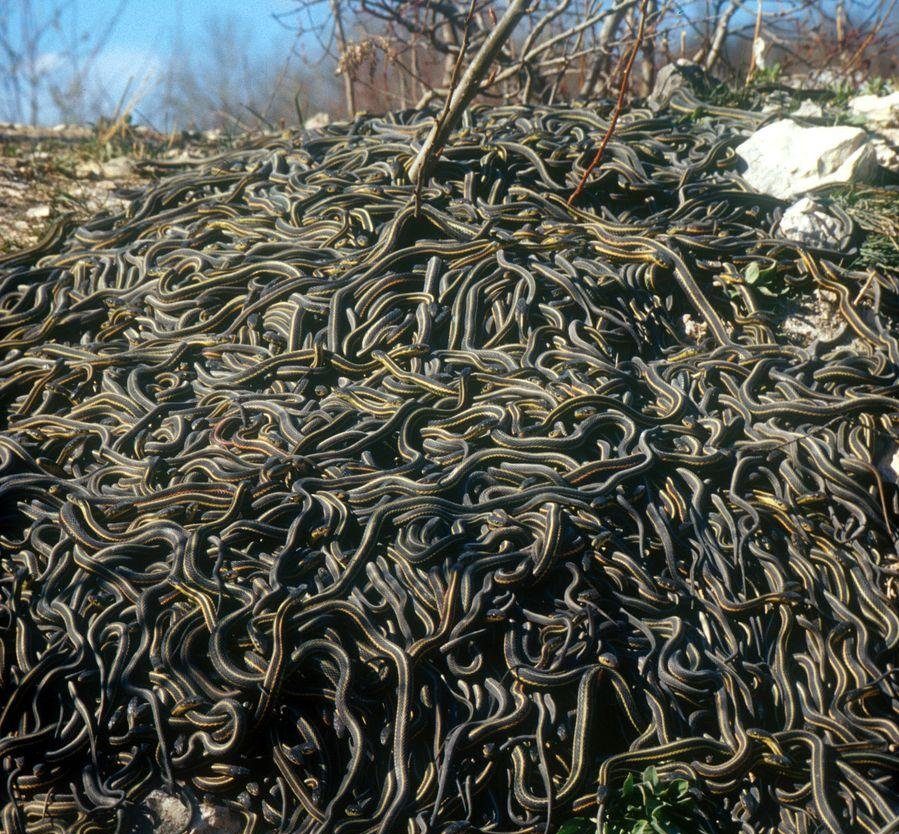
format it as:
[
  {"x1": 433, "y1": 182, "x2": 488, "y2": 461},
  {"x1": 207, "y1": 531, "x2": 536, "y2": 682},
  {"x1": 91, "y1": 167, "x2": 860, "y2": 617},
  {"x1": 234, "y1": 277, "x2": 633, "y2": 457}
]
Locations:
[
  {"x1": 331, "y1": 0, "x2": 357, "y2": 116},
  {"x1": 701, "y1": 0, "x2": 744, "y2": 71},
  {"x1": 568, "y1": 0, "x2": 650, "y2": 205},
  {"x1": 408, "y1": 0, "x2": 530, "y2": 184}
]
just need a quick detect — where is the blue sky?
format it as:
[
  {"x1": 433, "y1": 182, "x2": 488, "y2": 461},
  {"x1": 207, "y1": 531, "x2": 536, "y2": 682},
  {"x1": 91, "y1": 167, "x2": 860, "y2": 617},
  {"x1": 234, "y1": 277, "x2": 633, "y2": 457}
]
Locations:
[
  {"x1": 69, "y1": 0, "x2": 298, "y2": 57},
  {"x1": 2, "y1": 0, "x2": 324, "y2": 124}
]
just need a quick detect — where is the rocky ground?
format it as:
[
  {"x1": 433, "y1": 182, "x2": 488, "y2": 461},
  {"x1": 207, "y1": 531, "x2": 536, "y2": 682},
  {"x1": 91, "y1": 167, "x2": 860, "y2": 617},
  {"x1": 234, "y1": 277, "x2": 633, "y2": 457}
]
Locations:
[
  {"x1": 3, "y1": 84, "x2": 897, "y2": 258},
  {"x1": 0, "y1": 123, "x2": 233, "y2": 253}
]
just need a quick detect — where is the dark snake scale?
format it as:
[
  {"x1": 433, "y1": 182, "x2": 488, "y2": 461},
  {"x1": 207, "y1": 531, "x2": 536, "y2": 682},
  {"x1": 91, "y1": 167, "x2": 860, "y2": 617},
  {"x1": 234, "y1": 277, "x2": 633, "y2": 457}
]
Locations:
[{"x1": 0, "y1": 99, "x2": 897, "y2": 834}]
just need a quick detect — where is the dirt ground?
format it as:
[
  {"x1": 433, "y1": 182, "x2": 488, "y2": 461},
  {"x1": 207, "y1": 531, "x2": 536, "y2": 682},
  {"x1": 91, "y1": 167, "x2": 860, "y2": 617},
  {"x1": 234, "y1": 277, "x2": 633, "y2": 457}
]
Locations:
[{"x1": 0, "y1": 123, "x2": 230, "y2": 253}]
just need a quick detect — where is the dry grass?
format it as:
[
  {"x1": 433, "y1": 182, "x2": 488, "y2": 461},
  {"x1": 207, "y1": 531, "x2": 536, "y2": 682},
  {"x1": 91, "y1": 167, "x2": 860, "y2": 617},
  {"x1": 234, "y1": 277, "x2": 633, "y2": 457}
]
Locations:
[{"x1": 0, "y1": 124, "x2": 230, "y2": 252}]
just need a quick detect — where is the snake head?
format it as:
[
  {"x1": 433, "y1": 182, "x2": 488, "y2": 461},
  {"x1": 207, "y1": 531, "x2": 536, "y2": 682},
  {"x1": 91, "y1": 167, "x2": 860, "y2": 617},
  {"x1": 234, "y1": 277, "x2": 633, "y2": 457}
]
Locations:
[{"x1": 597, "y1": 651, "x2": 619, "y2": 670}]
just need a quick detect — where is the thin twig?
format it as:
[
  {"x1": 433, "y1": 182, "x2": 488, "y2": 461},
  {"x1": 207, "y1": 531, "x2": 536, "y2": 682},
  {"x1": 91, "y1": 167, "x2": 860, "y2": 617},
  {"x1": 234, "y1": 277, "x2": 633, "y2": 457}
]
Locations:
[
  {"x1": 409, "y1": 0, "x2": 530, "y2": 202},
  {"x1": 413, "y1": 0, "x2": 476, "y2": 216},
  {"x1": 746, "y1": 0, "x2": 763, "y2": 83},
  {"x1": 567, "y1": 0, "x2": 649, "y2": 206},
  {"x1": 853, "y1": 270, "x2": 875, "y2": 305},
  {"x1": 843, "y1": 0, "x2": 897, "y2": 75},
  {"x1": 241, "y1": 103, "x2": 276, "y2": 130},
  {"x1": 331, "y1": 0, "x2": 356, "y2": 117}
]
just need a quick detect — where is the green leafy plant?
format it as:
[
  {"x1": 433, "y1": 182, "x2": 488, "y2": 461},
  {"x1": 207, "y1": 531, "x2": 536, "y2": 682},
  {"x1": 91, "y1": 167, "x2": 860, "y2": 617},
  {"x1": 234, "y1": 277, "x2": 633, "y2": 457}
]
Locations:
[
  {"x1": 826, "y1": 78, "x2": 857, "y2": 108},
  {"x1": 557, "y1": 768, "x2": 707, "y2": 834},
  {"x1": 855, "y1": 234, "x2": 899, "y2": 271},
  {"x1": 829, "y1": 186, "x2": 899, "y2": 271},
  {"x1": 859, "y1": 76, "x2": 892, "y2": 96},
  {"x1": 742, "y1": 261, "x2": 787, "y2": 297},
  {"x1": 724, "y1": 261, "x2": 789, "y2": 298},
  {"x1": 750, "y1": 62, "x2": 783, "y2": 86}
]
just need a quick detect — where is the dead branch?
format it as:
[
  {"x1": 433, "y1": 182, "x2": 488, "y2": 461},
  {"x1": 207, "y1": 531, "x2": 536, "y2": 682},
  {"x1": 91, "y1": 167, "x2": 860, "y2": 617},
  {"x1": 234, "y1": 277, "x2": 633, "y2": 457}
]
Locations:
[
  {"x1": 843, "y1": 0, "x2": 897, "y2": 75},
  {"x1": 567, "y1": 0, "x2": 650, "y2": 206},
  {"x1": 746, "y1": 0, "x2": 764, "y2": 82},
  {"x1": 702, "y1": 0, "x2": 745, "y2": 71},
  {"x1": 577, "y1": 0, "x2": 641, "y2": 98},
  {"x1": 332, "y1": 0, "x2": 357, "y2": 116},
  {"x1": 412, "y1": 0, "x2": 477, "y2": 216},
  {"x1": 408, "y1": 0, "x2": 530, "y2": 185}
]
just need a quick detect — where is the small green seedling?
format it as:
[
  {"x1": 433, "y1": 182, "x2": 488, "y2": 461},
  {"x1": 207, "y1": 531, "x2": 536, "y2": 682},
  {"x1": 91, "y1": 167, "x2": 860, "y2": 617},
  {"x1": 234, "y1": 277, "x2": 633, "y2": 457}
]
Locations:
[
  {"x1": 557, "y1": 767, "x2": 705, "y2": 834},
  {"x1": 743, "y1": 261, "x2": 783, "y2": 296}
]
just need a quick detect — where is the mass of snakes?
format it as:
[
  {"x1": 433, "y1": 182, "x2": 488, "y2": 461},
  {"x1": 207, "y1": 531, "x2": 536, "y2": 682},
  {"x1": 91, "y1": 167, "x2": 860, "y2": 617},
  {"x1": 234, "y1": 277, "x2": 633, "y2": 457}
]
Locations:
[{"x1": 0, "y1": 89, "x2": 898, "y2": 834}]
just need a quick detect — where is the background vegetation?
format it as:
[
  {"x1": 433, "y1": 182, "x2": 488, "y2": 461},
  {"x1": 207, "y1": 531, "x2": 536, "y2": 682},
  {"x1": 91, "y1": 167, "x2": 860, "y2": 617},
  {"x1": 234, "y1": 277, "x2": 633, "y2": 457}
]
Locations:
[{"x1": 0, "y1": 0, "x2": 896, "y2": 132}]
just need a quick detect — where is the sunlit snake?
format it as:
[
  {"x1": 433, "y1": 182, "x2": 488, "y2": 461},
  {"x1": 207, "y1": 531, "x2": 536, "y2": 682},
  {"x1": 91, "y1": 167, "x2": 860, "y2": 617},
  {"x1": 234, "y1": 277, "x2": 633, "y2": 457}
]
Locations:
[{"x1": 0, "y1": 98, "x2": 897, "y2": 834}]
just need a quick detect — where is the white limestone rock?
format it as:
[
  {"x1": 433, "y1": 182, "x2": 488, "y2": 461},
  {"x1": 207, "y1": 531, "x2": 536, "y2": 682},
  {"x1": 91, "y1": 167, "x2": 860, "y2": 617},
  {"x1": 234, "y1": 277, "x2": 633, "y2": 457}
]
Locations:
[
  {"x1": 879, "y1": 443, "x2": 899, "y2": 485},
  {"x1": 761, "y1": 90, "x2": 792, "y2": 114},
  {"x1": 791, "y1": 100, "x2": 823, "y2": 119},
  {"x1": 736, "y1": 119, "x2": 877, "y2": 199},
  {"x1": 304, "y1": 112, "x2": 332, "y2": 130},
  {"x1": 681, "y1": 314, "x2": 708, "y2": 341},
  {"x1": 848, "y1": 91, "x2": 899, "y2": 128},
  {"x1": 143, "y1": 790, "x2": 191, "y2": 834},
  {"x1": 191, "y1": 802, "x2": 243, "y2": 834},
  {"x1": 99, "y1": 155, "x2": 133, "y2": 178},
  {"x1": 869, "y1": 127, "x2": 899, "y2": 172},
  {"x1": 75, "y1": 155, "x2": 133, "y2": 180},
  {"x1": 776, "y1": 197, "x2": 850, "y2": 250},
  {"x1": 647, "y1": 61, "x2": 720, "y2": 111},
  {"x1": 74, "y1": 158, "x2": 103, "y2": 178}
]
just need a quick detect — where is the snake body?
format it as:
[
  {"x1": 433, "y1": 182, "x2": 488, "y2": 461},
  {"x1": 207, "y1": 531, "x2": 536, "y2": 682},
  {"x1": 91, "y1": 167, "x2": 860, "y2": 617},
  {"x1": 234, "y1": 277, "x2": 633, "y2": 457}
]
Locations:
[{"x1": 0, "y1": 102, "x2": 898, "y2": 834}]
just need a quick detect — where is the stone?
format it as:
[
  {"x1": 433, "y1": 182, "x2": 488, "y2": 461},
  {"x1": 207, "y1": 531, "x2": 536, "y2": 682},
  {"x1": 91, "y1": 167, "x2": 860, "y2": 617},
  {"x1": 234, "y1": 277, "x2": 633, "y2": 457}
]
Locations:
[
  {"x1": 776, "y1": 197, "x2": 850, "y2": 250},
  {"x1": 164, "y1": 150, "x2": 196, "y2": 163},
  {"x1": 25, "y1": 204, "x2": 51, "y2": 219},
  {"x1": 99, "y1": 156, "x2": 133, "y2": 178},
  {"x1": 74, "y1": 158, "x2": 103, "y2": 178},
  {"x1": 74, "y1": 156, "x2": 132, "y2": 179},
  {"x1": 761, "y1": 90, "x2": 792, "y2": 114},
  {"x1": 879, "y1": 443, "x2": 899, "y2": 485},
  {"x1": 143, "y1": 790, "x2": 191, "y2": 834},
  {"x1": 848, "y1": 91, "x2": 899, "y2": 129},
  {"x1": 304, "y1": 112, "x2": 331, "y2": 130},
  {"x1": 736, "y1": 119, "x2": 877, "y2": 199},
  {"x1": 681, "y1": 313, "x2": 708, "y2": 341},
  {"x1": 869, "y1": 127, "x2": 899, "y2": 172},
  {"x1": 647, "y1": 60, "x2": 721, "y2": 111},
  {"x1": 191, "y1": 802, "x2": 243, "y2": 834},
  {"x1": 791, "y1": 100, "x2": 823, "y2": 119}
]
